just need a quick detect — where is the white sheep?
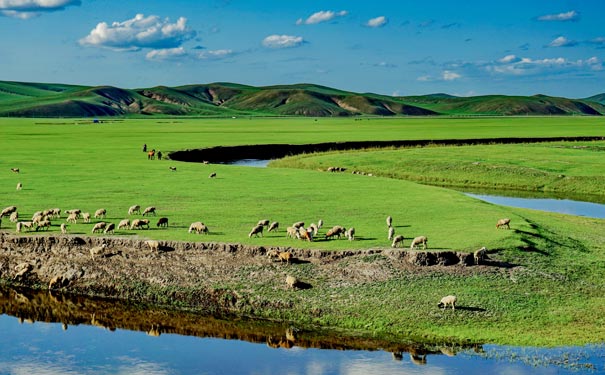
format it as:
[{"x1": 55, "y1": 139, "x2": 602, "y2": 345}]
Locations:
[
  {"x1": 386, "y1": 215, "x2": 392, "y2": 227},
  {"x1": 496, "y1": 218, "x2": 511, "y2": 229},
  {"x1": 391, "y1": 235, "x2": 404, "y2": 248},
  {"x1": 257, "y1": 219, "x2": 270, "y2": 227},
  {"x1": 128, "y1": 205, "x2": 141, "y2": 215},
  {"x1": 118, "y1": 219, "x2": 130, "y2": 230},
  {"x1": 89, "y1": 244, "x2": 108, "y2": 259},
  {"x1": 474, "y1": 246, "x2": 487, "y2": 265},
  {"x1": 1, "y1": 206, "x2": 17, "y2": 218},
  {"x1": 345, "y1": 227, "x2": 355, "y2": 241},
  {"x1": 188, "y1": 221, "x2": 208, "y2": 234},
  {"x1": 249, "y1": 224, "x2": 264, "y2": 238},
  {"x1": 299, "y1": 227, "x2": 313, "y2": 242},
  {"x1": 286, "y1": 226, "x2": 298, "y2": 239},
  {"x1": 388, "y1": 226, "x2": 395, "y2": 241},
  {"x1": 142, "y1": 206, "x2": 156, "y2": 216},
  {"x1": 20, "y1": 221, "x2": 34, "y2": 231},
  {"x1": 145, "y1": 240, "x2": 160, "y2": 252},
  {"x1": 410, "y1": 236, "x2": 428, "y2": 250},
  {"x1": 292, "y1": 221, "x2": 305, "y2": 229},
  {"x1": 82, "y1": 212, "x2": 91, "y2": 223},
  {"x1": 16, "y1": 182, "x2": 22, "y2": 191},
  {"x1": 9, "y1": 211, "x2": 18, "y2": 223},
  {"x1": 66, "y1": 213, "x2": 78, "y2": 224},
  {"x1": 64, "y1": 209, "x2": 81, "y2": 218},
  {"x1": 268, "y1": 221, "x2": 279, "y2": 232},
  {"x1": 104, "y1": 222, "x2": 115, "y2": 234},
  {"x1": 94, "y1": 208, "x2": 106, "y2": 219},
  {"x1": 317, "y1": 219, "x2": 323, "y2": 229},
  {"x1": 131, "y1": 218, "x2": 150, "y2": 230},
  {"x1": 60, "y1": 223, "x2": 67, "y2": 234},
  {"x1": 438, "y1": 295, "x2": 457, "y2": 310},
  {"x1": 209, "y1": 172, "x2": 216, "y2": 178},
  {"x1": 50, "y1": 208, "x2": 61, "y2": 218},
  {"x1": 325, "y1": 225, "x2": 345, "y2": 240},
  {"x1": 91, "y1": 222, "x2": 107, "y2": 233},
  {"x1": 286, "y1": 275, "x2": 298, "y2": 289},
  {"x1": 36, "y1": 219, "x2": 51, "y2": 231},
  {"x1": 308, "y1": 223, "x2": 318, "y2": 236}
]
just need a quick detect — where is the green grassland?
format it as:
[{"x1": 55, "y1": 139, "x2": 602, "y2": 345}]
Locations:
[{"x1": 1, "y1": 116, "x2": 604, "y2": 346}]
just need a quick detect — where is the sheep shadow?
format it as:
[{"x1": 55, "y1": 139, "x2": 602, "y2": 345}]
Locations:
[
  {"x1": 455, "y1": 306, "x2": 487, "y2": 312},
  {"x1": 294, "y1": 281, "x2": 313, "y2": 290},
  {"x1": 158, "y1": 245, "x2": 175, "y2": 253}
]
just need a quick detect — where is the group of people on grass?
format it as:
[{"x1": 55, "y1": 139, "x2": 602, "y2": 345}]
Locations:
[{"x1": 143, "y1": 143, "x2": 162, "y2": 160}]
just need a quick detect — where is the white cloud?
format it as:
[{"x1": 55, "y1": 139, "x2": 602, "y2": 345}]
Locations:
[
  {"x1": 0, "y1": 0, "x2": 80, "y2": 19},
  {"x1": 146, "y1": 47, "x2": 187, "y2": 61},
  {"x1": 262, "y1": 34, "x2": 305, "y2": 49},
  {"x1": 442, "y1": 70, "x2": 461, "y2": 80},
  {"x1": 417, "y1": 75, "x2": 432, "y2": 82},
  {"x1": 296, "y1": 10, "x2": 347, "y2": 25},
  {"x1": 547, "y1": 36, "x2": 577, "y2": 48},
  {"x1": 499, "y1": 55, "x2": 520, "y2": 64},
  {"x1": 197, "y1": 49, "x2": 234, "y2": 60},
  {"x1": 79, "y1": 14, "x2": 196, "y2": 51},
  {"x1": 486, "y1": 55, "x2": 603, "y2": 75},
  {"x1": 366, "y1": 16, "x2": 388, "y2": 28},
  {"x1": 537, "y1": 10, "x2": 580, "y2": 22}
]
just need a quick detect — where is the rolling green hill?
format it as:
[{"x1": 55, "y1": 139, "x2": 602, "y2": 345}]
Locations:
[{"x1": 0, "y1": 80, "x2": 602, "y2": 117}]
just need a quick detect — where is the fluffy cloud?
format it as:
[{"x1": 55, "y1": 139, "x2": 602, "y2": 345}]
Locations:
[
  {"x1": 547, "y1": 36, "x2": 577, "y2": 48},
  {"x1": 197, "y1": 49, "x2": 234, "y2": 60},
  {"x1": 366, "y1": 16, "x2": 388, "y2": 28},
  {"x1": 146, "y1": 47, "x2": 187, "y2": 61},
  {"x1": 486, "y1": 54, "x2": 603, "y2": 75},
  {"x1": 0, "y1": 0, "x2": 80, "y2": 19},
  {"x1": 537, "y1": 10, "x2": 580, "y2": 22},
  {"x1": 442, "y1": 70, "x2": 461, "y2": 80},
  {"x1": 79, "y1": 14, "x2": 196, "y2": 51},
  {"x1": 262, "y1": 34, "x2": 305, "y2": 49},
  {"x1": 296, "y1": 10, "x2": 347, "y2": 25}
]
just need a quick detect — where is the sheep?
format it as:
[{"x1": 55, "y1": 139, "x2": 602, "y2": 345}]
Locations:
[
  {"x1": 437, "y1": 295, "x2": 457, "y2": 310},
  {"x1": 188, "y1": 221, "x2": 208, "y2": 234},
  {"x1": 209, "y1": 172, "x2": 216, "y2": 178},
  {"x1": 9, "y1": 211, "x2": 18, "y2": 223},
  {"x1": 142, "y1": 206, "x2": 156, "y2": 216},
  {"x1": 268, "y1": 221, "x2": 279, "y2": 232},
  {"x1": 16, "y1": 221, "x2": 22, "y2": 233},
  {"x1": 317, "y1": 219, "x2": 323, "y2": 229},
  {"x1": 286, "y1": 226, "x2": 299, "y2": 239},
  {"x1": 391, "y1": 235, "x2": 404, "y2": 248},
  {"x1": 64, "y1": 209, "x2": 81, "y2": 218},
  {"x1": 410, "y1": 236, "x2": 428, "y2": 250},
  {"x1": 82, "y1": 212, "x2": 91, "y2": 223},
  {"x1": 474, "y1": 246, "x2": 487, "y2": 265},
  {"x1": 386, "y1": 215, "x2": 392, "y2": 227},
  {"x1": 91, "y1": 222, "x2": 107, "y2": 233},
  {"x1": 257, "y1": 219, "x2": 270, "y2": 227},
  {"x1": 32, "y1": 214, "x2": 46, "y2": 225},
  {"x1": 60, "y1": 223, "x2": 67, "y2": 234},
  {"x1": 266, "y1": 249, "x2": 280, "y2": 259},
  {"x1": 16, "y1": 182, "x2": 22, "y2": 190},
  {"x1": 66, "y1": 213, "x2": 78, "y2": 224},
  {"x1": 169, "y1": 166, "x2": 177, "y2": 171},
  {"x1": 118, "y1": 219, "x2": 130, "y2": 230},
  {"x1": 36, "y1": 219, "x2": 51, "y2": 231},
  {"x1": 496, "y1": 218, "x2": 511, "y2": 229},
  {"x1": 131, "y1": 218, "x2": 150, "y2": 230},
  {"x1": 299, "y1": 228, "x2": 313, "y2": 242},
  {"x1": 1, "y1": 206, "x2": 17, "y2": 218},
  {"x1": 18, "y1": 221, "x2": 34, "y2": 232},
  {"x1": 345, "y1": 227, "x2": 355, "y2": 241},
  {"x1": 292, "y1": 221, "x2": 305, "y2": 229},
  {"x1": 89, "y1": 244, "x2": 108, "y2": 259},
  {"x1": 278, "y1": 251, "x2": 293, "y2": 264},
  {"x1": 286, "y1": 275, "x2": 298, "y2": 289},
  {"x1": 325, "y1": 225, "x2": 345, "y2": 240},
  {"x1": 50, "y1": 208, "x2": 61, "y2": 218},
  {"x1": 10, "y1": 167, "x2": 19, "y2": 173},
  {"x1": 94, "y1": 208, "x2": 106, "y2": 219},
  {"x1": 128, "y1": 205, "x2": 141, "y2": 215},
  {"x1": 156, "y1": 217, "x2": 169, "y2": 227},
  {"x1": 249, "y1": 224, "x2": 264, "y2": 238},
  {"x1": 308, "y1": 223, "x2": 318, "y2": 236},
  {"x1": 104, "y1": 222, "x2": 115, "y2": 234},
  {"x1": 145, "y1": 240, "x2": 160, "y2": 252},
  {"x1": 48, "y1": 275, "x2": 64, "y2": 290},
  {"x1": 388, "y1": 226, "x2": 395, "y2": 241}
]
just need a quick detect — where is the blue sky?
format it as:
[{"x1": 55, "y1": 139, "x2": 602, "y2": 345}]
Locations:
[{"x1": 1, "y1": 0, "x2": 604, "y2": 97}]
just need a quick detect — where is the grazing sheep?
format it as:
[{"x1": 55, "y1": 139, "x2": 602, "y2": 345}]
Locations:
[
  {"x1": 118, "y1": 219, "x2": 130, "y2": 230},
  {"x1": 36, "y1": 219, "x2": 51, "y2": 231},
  {"x1": 104, "y1": 223, "x2": 115, "y2": 234},
  {"x1": 66, "y1": 213, "x2": 78, "y2": 224},
  {"x1": 188, "y1": 221, "x2": 208, "y2": 234},
  {"x1": 15, "y1": 222, "x2": 22, "y2": 233},
  {"x1": 325, "y1": 225, "x2": 345, "y2": 240},
  {"x1": 299, "y1": 228, "x2": 313, "y2": 242},
  {"x1": 496, "y1": 218, "x2": 511, "y2": 229},
  {"x1": 9, "y1": 211, "x2": 18, "y2": 223},
  {"x1": 209, "y1": 172, "x2": 216, "y2": 178},
  {"x1": 410, "y1": 236, "x2": 428, "y2": 250},
  {"x1": 278, "y1": 251, "x2": 293, "y2": 264},
  {"x1": 345, "y1": 227, "x2": 355, "y2": 241},
  {"x1": 128, "y1": 205, "x2": 141, "y2": 215},
  {"x1": 286, "y1": 275, "x2": 298, "y2": 289},
  {"x1": 386, "y1": 216, "x2": 392, "y2": 227},
  {"x1": 50, "y1": 208, "x2": 61, "y2": 218},
  {"x1": 391, "y1": 235, "x2": 404, "y2": 248},
  {"x1": 130, "y1": 218, "x2": 150, "y2": 230},
  {"x1": 48, "y1": 275, "x2": 64, "y2": 290},
  {"x1": 10, "y1": 168, "x2": 19, "y2": 173},
  {"x1": 142, "y1": 206, "x2": 156, "y2": 216},
  {"x1": 145, "y1": 240, "x2": 160, "y2": 252},
  {"x1": 89, "y1": 244, "x2": 108, "y2": 259},
  {"x1": 257, "y1": 219, "x2": 270, "y2": 227},
  {"x1": 60, "y1": 223, "x2": 67, "y2": 234},
  {"x1": 292, "y1": 221, "x2": 305, "y2": 229},
  {"x1": 388, "y1": 226, "x2": 395, "y2": 241},
  {"x1": 266, "y1": 249, "x2": 280, "y2": 259},
  {"x1": 437, "y1": 295, "x2": 457, "y2": 310},
  {"x1": 91, "y1": 222, "x2": 107, "y2": 233},
  {"x1": 308, "y1": 223, "x2": 318, "y2": 236},
  {"x1": 474, "y1": 246, "x2": 487, "y2": 265},
  {"x1": 32, "y1": 214, "x2": 46, "y2": 225},
  {"x1": 249, "y1": 224, "x2": 264, "y2": 238},
  {"x1": 94, "y1": 208, "x2": 106, "y2": 219},
  {"x1": 82, "y1": 212, "x2": 91, "y2": 223},
  {"x1": 169, "y1": 166, "x2": 177, "y2": 171},
  {"x1": 64, "y1": 209, "x2": 81, "y2": 218},
  {"x1": 16, "y1": 182, "x2": 22, "y2": 190},
  {"x1": 286, "y1": 226, "x2": 299, "y2": 239},
  {"x1": 1, "y1": 206, "x2": 17, "y2": 218},
  {"x1": 156, "y1": 217, "x2": 169, "y2": 227},
  {"x1": 32, "y1": 211, "x2": 43, "y2": 221},
  {"x1": 317, "y1": 219, "x2": 323, "y2": 229},
  {"x1": 268, "y1": 221, "x2": 279, "y2": 232}
]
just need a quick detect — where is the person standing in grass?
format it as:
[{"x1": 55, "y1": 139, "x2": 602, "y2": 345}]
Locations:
[{"x1": 157, "y1": 151, "x2": 162, "y2": 160}]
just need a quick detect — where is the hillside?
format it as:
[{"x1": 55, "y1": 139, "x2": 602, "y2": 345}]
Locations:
[{"x1": 0, "y1": 80, "x2": 602, "y2": 117}]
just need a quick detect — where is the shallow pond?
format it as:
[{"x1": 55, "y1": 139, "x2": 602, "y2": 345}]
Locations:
[{"x1": 0, "y1": 287, "x2": 602, "y2": 374}]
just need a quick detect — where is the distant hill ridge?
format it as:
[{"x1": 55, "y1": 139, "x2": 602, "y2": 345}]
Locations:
[{"x1": 0, "y1": 80, "x2": 603, "y2": 117}]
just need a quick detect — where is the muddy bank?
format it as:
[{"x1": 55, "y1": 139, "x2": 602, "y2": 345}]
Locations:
[{"x1": 168, "y1": 136, "x2": 605, "y2": 164}]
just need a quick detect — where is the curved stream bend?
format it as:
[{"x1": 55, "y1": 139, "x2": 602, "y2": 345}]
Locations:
[{"x1": 168, "y1": 136, "x2": 605, "y2": 164}]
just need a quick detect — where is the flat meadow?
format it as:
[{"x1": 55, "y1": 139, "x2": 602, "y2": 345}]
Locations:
[{"x1": 1, "y1": 116, "x2": 604, "y2": 345}]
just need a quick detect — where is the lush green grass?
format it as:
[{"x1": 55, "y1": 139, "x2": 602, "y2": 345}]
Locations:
[
  {"x1": 1, "y1": 116, "x2": 604, "y2": 346},
  {"x1": 271, "y1": 141, "x2": 605, "y2": 198}
]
